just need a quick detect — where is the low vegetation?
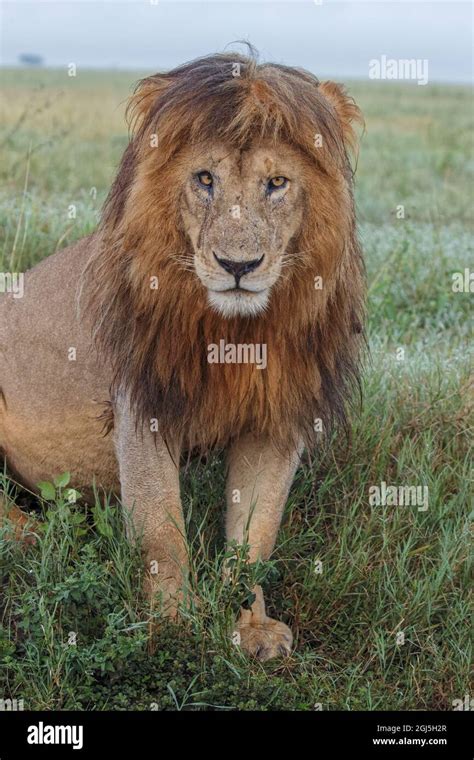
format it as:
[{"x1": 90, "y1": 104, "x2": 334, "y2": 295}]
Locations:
[{"x1": 0, "y1": 69, "x2": 472, "y2": 710}]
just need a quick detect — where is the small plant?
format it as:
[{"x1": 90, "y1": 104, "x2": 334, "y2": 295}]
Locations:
[{"x1": 221, "y1": 540, "x2": 269, "y2": 613}]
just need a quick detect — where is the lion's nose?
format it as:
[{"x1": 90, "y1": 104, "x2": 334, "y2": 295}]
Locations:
[{"x1": 213, "y1": 252, "x2": 264, "y2": 283}]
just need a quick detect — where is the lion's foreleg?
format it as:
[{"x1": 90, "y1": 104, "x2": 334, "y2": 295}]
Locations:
[
  {"x1": 225, "y1": 434, "x2": 302, "y2": 660},
  {"x1": 114, "y1": 398, "x2": 188, "y2": 618}
]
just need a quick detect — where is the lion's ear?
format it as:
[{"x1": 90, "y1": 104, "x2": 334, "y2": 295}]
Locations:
[
  {"x1": 318, "y1": 81, "x2": 364, "y2": 157},
  {"x1": 126, "y1": 75, "x2": 170, "y2": 133}
]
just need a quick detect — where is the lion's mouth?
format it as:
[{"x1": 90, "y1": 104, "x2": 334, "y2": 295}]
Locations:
[
  {"x1": 210, "y1": 286, "x2": 267, "y2": 295},
  {"x1": 207, "y1": 285, "x2": 271, "y2": 318}
]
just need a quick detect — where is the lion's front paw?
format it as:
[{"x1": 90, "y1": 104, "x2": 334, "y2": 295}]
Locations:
[{"x1": 236, "y1": 616, "x2": 293, "y2": 661}]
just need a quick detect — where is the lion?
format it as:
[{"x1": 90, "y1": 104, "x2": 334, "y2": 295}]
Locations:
[{"x1": 0, "y1": 51, "x2": 365, "y2": 661}]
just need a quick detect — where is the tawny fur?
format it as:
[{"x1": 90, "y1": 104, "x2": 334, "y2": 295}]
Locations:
[
  {"x1": 0, "y1": 51, "x2": 365, "y2": 661},
  {"x1": 86, "y1": 51, "x2": 365, "y2": 452}
]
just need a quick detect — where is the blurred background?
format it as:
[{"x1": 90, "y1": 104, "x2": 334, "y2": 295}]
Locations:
[
  {"x1": 1, "y1": 0, "x2": 472, "y2": 83},
  {"x1": 0, "y1": 0, "x2": 473, "y2": 712}
]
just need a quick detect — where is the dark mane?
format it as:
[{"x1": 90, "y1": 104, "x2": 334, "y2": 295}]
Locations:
[{"x1": 86, "y1": 50, "x2": 366, "y2": 453}]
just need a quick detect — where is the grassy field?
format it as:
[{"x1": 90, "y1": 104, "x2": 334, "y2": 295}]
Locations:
[{"x1": 0, "y1": 68, "x2": 472, "y2": 711}]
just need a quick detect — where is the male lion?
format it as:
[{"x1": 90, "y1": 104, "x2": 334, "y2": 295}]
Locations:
[{"x1": 0, "y1": 52, "x2": 365, "y2": 660}]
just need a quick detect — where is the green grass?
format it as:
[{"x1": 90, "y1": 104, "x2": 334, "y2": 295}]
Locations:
[{"x1": 0, "y1": 68, "x2": 472, "y2": 711}]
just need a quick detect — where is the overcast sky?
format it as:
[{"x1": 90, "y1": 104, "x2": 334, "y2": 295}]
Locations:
[{"x1": 0, "y1": 1, "x2": 472, "y2": 83}]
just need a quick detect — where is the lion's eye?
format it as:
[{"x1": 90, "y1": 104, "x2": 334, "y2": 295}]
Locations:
[
  {"x1": 196, "y1": 171, "x2": 213, "y2": 188},
  {"x1": 267, "y1": 176, "x2": 289, "y2": 193}
]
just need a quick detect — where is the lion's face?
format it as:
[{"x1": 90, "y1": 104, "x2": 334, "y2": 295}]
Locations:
[
  {"x1": 94, "y1": 54, "x2": 365, "y2": 450},
  {"x1": 180, "y1": 140, "x2": 305, "y2": 318}
]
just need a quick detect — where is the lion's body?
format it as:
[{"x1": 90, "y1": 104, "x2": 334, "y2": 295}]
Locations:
[
  {"x1": 0, "y1": 236, "x2": 118, "y2": 494},
  {"x1": 0, "y1": 51, "x2": 365, "y2": 660}
]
